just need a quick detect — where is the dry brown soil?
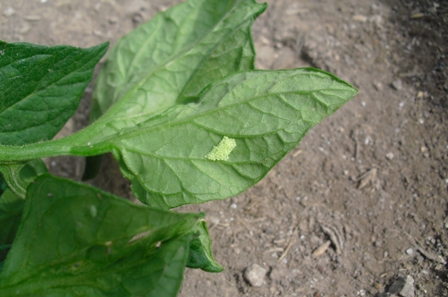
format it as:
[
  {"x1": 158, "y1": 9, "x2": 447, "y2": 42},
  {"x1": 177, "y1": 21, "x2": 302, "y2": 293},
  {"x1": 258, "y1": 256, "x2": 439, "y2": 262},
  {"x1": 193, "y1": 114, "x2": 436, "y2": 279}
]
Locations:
[{"x1": 1, "y1": 0, "x2": 447, "y2": 296}]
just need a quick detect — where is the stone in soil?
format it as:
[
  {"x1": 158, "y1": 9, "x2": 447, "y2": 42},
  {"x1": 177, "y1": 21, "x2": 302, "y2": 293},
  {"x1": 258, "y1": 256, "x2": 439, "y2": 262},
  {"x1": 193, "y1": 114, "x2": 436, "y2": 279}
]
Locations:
[
  {"x1": 387, "y1": 275, "x2": 415, "y2": 297},
  {"x1": 243, "y1": 264, "x2": 267, "y2": 287}
]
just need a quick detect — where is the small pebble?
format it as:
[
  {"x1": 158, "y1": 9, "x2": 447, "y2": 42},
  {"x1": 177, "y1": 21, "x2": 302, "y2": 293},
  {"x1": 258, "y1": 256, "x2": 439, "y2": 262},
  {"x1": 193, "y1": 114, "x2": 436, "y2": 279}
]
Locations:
[
  {"x1": 108, "y1": 17, "x2": 118, "y2": 24},
  {"x1": 386, "y1": 152, "x2": 394, "y2": 160},
  {"x1": 401, "y1": 275, "x2": 415, "y2": 297},
  {"x1": 388, "y1": 277, "x2": 406, "y2": 294},
  {"x1": 352, "y1": 15, "x2": 367, "y2": 22},
  {"x1": 416, "y1": 91, "x2": 425, "y2": 98},
  {"x1": 370, "y1": 15, "x2": 383, "y2": 25},
  {"x1": 92, "y1": 30, "x2": 103, "y2": 37},
  {"x1": 3, "y1": 7, "x2": 16, "y2": 17},
  {"x1": 372, "y1": 81, "x2": 383, "y2": 91},
  {"x1": 259, "y1": 36, "x2": 270, "y2": 45},
  {"x1": 387, "y1": 275, "x2": 415, "y2": 297},
  {"x1": 20, "y1": 23, "x2": 31, "y2": 34},
  {"x1": 392, "y1": 79, "x2": 403, "y2": 91},
  {"x1": 230, "y1": 203, "x2": 237, "y2": 209},
  {"x1": 243, "y1": 264, "x2": 267, "y2": 287},
  {"x1": 132, "y1": 13, "x2": 144, "y2": 25},
  {"x1": 406, "y1": 248, "x2": 414, "y2": 255},
  {"x1": 24, "y1": 15, "x2": 41, "y2": 21}
]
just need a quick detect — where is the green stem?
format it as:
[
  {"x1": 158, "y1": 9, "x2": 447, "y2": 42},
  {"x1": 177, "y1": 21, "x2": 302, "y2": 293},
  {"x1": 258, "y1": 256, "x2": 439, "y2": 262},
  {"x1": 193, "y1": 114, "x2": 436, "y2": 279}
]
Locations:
[{"x1": 0, "y1": 124, "x2": 109, "y2": 163}]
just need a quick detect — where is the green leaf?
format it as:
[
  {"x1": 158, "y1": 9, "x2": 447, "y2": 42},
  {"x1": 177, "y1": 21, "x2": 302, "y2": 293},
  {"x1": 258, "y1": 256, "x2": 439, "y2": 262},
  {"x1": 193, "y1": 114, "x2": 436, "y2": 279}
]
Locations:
[
  {"x1": 89, "y1": 0, "x2": 266, "y2": 123},
  {"x1": 0, "y1": 174, "x2": 201, "y2": 297},
  {"x1": 176, "y1": 17, "x2": 258, "y2": 104},
  {"x1": 0, "y1": 69, "x2": 357, "y2": 209},
  {"x1": 0, "y1": 190, "x2": 24, "y2": 246},
  {"x1": 0, "y1": 1, "x2": 357, "y2": 211},
  {"x1": 0, "y1": 245, "x2": 12, "y2": 274},
  {"x1": 84, "y1": 0, "x2": 263, "y2": 180},
  {"x1": 0, "y1": 160, "x2": 46, "y2": 247},
  {"x1": 18, "y1": 159, "x2": 48, "y2": 184},
  {"x1": 187, "y1": 219, "x2": 224, "y2": 272},
  {"x1": 0, "y1": 41, "x2": 108, "y2": 145},
  {"x1": 107, "y1": 69, "x2": 357, "y2": 209}
]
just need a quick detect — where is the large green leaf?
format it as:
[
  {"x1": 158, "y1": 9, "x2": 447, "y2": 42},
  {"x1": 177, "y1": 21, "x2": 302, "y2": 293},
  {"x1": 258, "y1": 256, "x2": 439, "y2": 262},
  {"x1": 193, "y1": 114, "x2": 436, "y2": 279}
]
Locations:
[
  {"x1": 90, "y1": 0, "x2": 265, "y2": 124},
  {"x1": 0, "y1": 69, "x2": 357, "y2": 209},
  {"x1": 0, "y1": 0, "x2": 357, "y2": 210},
  {"x1": 100, "y1": 69, "x2": 357, "y2": 209},
  {"x1": 0, "y1": 174, "x2": 201, "y2": 297},
  {"x1": 0, "y1": 41, "x2": 108, "y2": 145},
  {"x1": 84, "y1": 0, "x2": 262, "y2": 181}
]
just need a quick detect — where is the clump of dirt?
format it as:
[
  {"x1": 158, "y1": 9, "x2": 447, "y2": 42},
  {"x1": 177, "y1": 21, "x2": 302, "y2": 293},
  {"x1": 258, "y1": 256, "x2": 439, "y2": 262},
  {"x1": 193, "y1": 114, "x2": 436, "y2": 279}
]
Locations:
[{"x1": 1, "y1": 0, "x2": 446, "y2": 296}]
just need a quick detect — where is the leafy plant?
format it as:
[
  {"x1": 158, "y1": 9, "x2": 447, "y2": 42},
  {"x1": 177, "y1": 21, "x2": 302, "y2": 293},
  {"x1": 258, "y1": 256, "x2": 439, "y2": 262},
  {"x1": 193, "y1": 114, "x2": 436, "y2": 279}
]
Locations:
[{"x1": 0, "y1": 0, "x2": 357, "y2": 296}]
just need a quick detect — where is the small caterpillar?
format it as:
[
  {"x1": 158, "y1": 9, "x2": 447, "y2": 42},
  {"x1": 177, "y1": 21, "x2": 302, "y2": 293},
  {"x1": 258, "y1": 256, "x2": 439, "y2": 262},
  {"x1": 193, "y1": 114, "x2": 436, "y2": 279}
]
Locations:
[{"x1": 205, "y1": 136, "x2": 236, "y2": 161}]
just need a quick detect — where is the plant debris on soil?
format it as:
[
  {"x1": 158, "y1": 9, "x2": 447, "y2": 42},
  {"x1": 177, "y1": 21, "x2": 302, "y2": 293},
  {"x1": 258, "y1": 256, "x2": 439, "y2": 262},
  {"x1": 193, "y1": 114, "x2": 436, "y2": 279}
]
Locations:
[{"x1": 1, "y1": 0, "x2": 447, "y2": 296}]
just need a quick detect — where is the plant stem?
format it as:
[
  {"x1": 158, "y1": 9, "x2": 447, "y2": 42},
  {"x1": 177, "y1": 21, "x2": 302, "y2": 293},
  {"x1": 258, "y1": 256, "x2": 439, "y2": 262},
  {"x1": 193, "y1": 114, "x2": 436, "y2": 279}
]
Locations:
[{"x1": 0, "y1": 125, "x2": 108, "y2": 163}]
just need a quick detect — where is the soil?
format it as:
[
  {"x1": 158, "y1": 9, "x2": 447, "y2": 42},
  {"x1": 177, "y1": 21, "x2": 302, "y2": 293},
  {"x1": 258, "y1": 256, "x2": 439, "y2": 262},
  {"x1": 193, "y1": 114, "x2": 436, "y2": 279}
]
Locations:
[{"x1": 1, "y1": 0, "x2": 447, "y2": 296}]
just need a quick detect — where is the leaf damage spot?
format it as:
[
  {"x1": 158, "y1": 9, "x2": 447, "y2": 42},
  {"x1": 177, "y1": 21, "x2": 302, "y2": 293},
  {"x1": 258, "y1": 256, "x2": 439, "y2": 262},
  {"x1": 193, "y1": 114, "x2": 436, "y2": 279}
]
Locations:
[
  {"x1": 89, "y1": 205, "x2": 97, "y2": 218},
  {"x1": 205, "y1": 136, "x2": 236, "y2": 161},
  {"x1": 71, "y1": 261, "x2": 82, "y2": 270},
  {"x1": 129, "y1": 230, "x2": 152, "y2": 243}
]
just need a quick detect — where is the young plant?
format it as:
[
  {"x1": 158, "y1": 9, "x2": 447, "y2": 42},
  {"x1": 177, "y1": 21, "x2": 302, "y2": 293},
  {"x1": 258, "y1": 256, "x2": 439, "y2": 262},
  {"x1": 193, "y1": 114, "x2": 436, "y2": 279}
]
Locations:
[{"x1": 0, "y1": 0, "x2": 357, "y2": 296}]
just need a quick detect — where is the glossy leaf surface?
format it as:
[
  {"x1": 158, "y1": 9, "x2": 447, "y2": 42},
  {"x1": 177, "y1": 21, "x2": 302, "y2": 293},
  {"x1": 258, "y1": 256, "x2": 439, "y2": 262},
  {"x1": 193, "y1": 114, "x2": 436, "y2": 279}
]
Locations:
[{"x1": 0, "y1": 175, "x2": 201, "y2": 297}]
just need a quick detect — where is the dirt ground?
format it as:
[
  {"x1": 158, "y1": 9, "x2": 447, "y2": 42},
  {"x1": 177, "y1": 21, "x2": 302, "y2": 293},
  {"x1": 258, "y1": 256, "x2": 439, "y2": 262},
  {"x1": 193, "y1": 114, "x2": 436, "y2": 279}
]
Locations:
[{"x1": 1, "y1": 0, "x2": 447, "y2": 296}]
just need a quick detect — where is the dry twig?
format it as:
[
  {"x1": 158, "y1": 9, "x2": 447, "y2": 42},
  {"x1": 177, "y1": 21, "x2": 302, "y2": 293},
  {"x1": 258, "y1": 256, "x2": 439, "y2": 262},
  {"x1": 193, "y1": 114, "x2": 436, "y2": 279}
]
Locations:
[
  {"x1": 278, "y1": 226, "x2": 298, "y2": 262},
  {"x1": 312, "y1": 240, "x2": 331, "y2": 258}
]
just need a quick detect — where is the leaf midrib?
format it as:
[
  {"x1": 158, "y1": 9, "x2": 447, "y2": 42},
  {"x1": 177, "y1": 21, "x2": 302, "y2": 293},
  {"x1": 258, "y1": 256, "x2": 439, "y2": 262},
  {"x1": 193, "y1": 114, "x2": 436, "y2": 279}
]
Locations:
[{"x1": 101, "y1": 85, "x2": 340, "y2": 146}]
